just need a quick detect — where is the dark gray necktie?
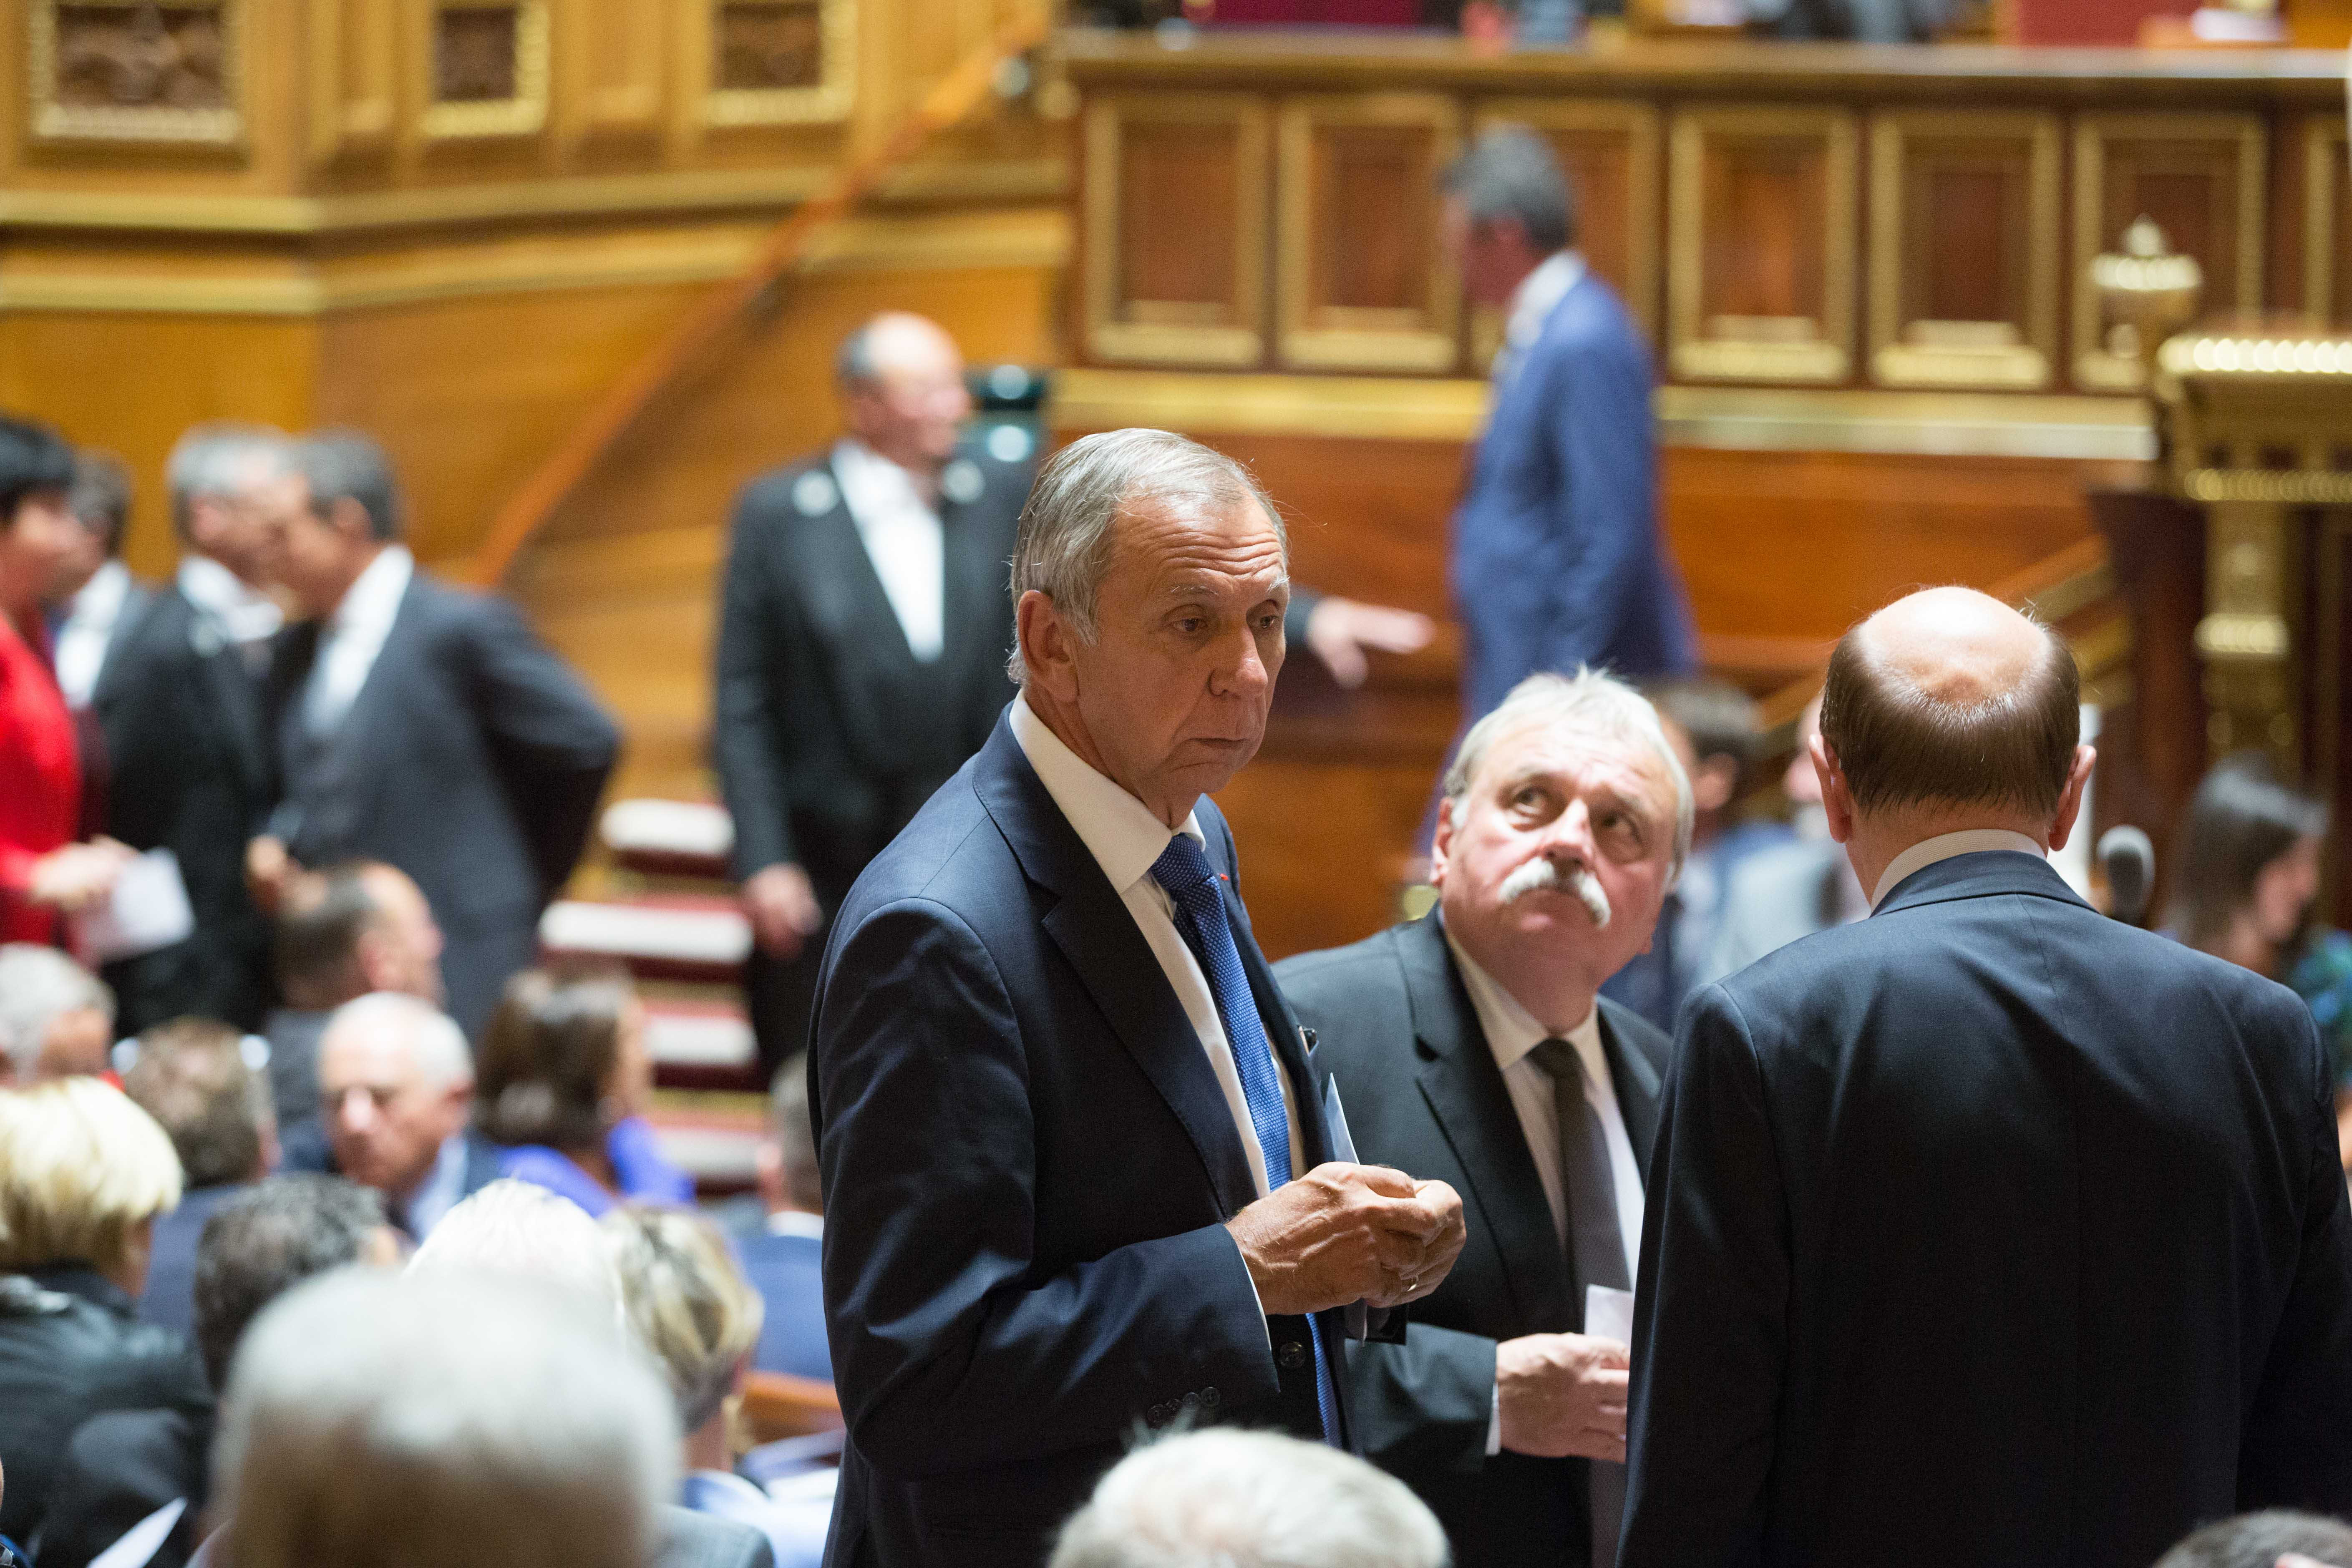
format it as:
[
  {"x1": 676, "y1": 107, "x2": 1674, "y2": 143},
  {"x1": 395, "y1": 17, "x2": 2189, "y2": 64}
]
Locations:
[{"x1": 1531, "y1": 1034, "x2": 1628, "y2": 1568}]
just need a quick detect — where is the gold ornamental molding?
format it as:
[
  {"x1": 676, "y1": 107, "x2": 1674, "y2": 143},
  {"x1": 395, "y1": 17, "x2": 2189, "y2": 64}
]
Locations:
[
  {"x1": 700, "y1": 0, "x2": 859, "y2": 128},
  {"x1": 2304, "y1": 114, "x2": 2349, "y2": 324},
  {"x1": 28, "y1": 0, "x2": 244, "y2": 146},
  {"x1": 420, "y1": 0, "x2": 553, "y2": 141}
]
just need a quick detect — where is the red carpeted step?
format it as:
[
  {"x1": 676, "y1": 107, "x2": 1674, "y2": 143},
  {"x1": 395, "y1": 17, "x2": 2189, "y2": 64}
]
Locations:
[
  {"x1": 539, "y1": 894, "x2": 750, "y2": 985},
  {"x1": 601, "y1": 798, "x2": 734, "y2": 881},
  {"x1": 644, "y1": 996, "x2": 763, "y2": 1094}
]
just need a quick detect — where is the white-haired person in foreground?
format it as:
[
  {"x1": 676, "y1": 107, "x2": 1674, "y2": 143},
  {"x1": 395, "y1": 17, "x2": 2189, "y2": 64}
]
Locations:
[
  {"x1": 1274, "y1": 668, "x2": 1686, "y2": 1568},
  {"x1": 209, "y1": 1267, "x2": 677, "y2": 1568},
  {"x1": 1050, "y1": 1429, "x2": 1448, "y2": 1568}
]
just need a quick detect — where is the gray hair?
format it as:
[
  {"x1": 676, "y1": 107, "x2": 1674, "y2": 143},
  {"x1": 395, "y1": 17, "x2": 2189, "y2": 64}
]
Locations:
[
  {"x1": 0, "y1": 944, "x2": 114, "y2": 1081},
  {"x1": 1441, "y1": 126, "x2": 1575, "y2": 254},
  {"x1": 166, "y1": 421, "x2": 291, "y2": 539},
  {"x1": 1050, "y1": 1428, "x2": 1449, "y2": 1568},
  {"x1": 410, "y1": 1178, "x2": 621, "y2": 1315},
  {"x1": 1007, "y1": 429, "x2": 1284, "y2": 683},
  {"x1": 215, "y1": 1266, "x2": 677, "y2": 1568},
  {"x1": 322, "y1": 992, "x2": 473, "y2": 1091},
  {"x1": 1444, "y1": 669, "x2": 1696, "y2": 876},
  {"x1": 291, "y1": 429, "x2": 403, "y2": 541}
]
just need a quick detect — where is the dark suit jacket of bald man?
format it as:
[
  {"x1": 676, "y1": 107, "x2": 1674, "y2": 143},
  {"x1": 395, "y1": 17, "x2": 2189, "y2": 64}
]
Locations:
[{"x1": 1623, "y1": 851, "x2": 2352, "y2": 1568}]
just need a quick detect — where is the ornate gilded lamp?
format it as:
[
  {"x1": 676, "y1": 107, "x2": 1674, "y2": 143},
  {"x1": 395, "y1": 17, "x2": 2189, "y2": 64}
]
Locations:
[{"x1": 2090, "y1": 216, "x2": 2203, "y2": 394}]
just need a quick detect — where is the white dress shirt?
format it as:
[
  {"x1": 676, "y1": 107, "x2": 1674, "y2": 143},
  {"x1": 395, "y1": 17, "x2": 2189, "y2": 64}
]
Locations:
[
  {"x1": 177, "y1": 554, "x2": 284, "y2": 675},
  {"x1": 1010, "y1": 693, "x2": 1304, "y2": 1197},
  {"x1": 832, "y1": 439, "x2": 945, "y2": 663},
  {"x1": 304, "y1": 544, "x2": 412, "y2": 735},
  {"x1": 1493, "y1": 249, "x2": 1586, "y2": 385},
  {"x1": 400, "y1": 1128, "x2": 471, "y2": 1240},
  {"x1": 52, "y1": 559, "x2": 135, "y2": 709},
  {"x1": 767, "y1": 1208, "x2": 826, "y2": 1240},
  {"x1": 1870, "y1": 828, "x2": 2046, "y2": 908}
]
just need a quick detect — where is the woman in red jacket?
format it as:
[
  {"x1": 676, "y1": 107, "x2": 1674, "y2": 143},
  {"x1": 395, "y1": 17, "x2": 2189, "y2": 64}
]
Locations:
[{"x1": 0, "y1": 416, "x2": 128, "y2": 944}]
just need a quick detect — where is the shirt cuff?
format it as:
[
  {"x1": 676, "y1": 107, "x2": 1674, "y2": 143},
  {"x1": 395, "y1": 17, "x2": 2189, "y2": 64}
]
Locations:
[{"x1": 1487, "y1": 1382, "x2": 1503, "y2": 1456}]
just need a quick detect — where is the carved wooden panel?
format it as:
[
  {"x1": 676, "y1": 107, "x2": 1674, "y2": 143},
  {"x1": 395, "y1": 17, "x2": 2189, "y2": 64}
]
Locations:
[
  {"x1": 29, "y1": 0, "x2": 241, "y2": 144},
  {"x1": 570, "y1": 0, "x2": 667, "y2": 137},
  {"x1": 700, "y1": 0, "x2": 856, "y2": 126},
  {"x1": 1473, "y1": 98, "x2": 1662, "y2": 360},
  {"x1": 419, "y1": 0, "x2": 550, "y2": 140},
  {"x1": 2071, "y1": 112, "x2": 2266, "y2": 392},
  {"x1": 1868, "y1": 111, "x2": 2060, "y2": 391},
  {"x1": 308, "y1": 0, "x2": 397, "y2": 162},
  {"x1": 1277, "y1": 94, "x2": 1462, "y2": 374},
  {"x1": 2304, "y1": 115, "x2": 2352, "y2": 329},
  {"x1": 1082, "y1": 92, "x2": 1269, "y2": 368},
  {"x1": 1668, "y1": 106, "x2": 1859, "y2": 384}
]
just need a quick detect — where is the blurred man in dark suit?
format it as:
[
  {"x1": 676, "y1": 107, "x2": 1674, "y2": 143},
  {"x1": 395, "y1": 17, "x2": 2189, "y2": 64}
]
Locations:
[
  {"x1": 253, "y1": 432, "x2": 618, "y2": 1037},
  {"x1": 121, "y1": 1019, "x2": 277, "y2": 1342},
  {"x1": 1623, "y1": 587, "x2": 2352, "y2": 1568},
  {"x1": 92, "y1": 425, "x2": 290, "y2": 1034},
  {"x1": 261, "y1": 859, "x2": 445, "y2": 1133},
  {"x1": 812, "y1": 429, "x2": 1466, "y2": 1568},
  {"x1": 1279, "y1": 669, "x2": 1685, "y2": 1568},
  {"x1": 1443, "y1": 128, "x2": 1694, "y2": 726},
  {"x1": 50, "y1": 450, "x2": 149, "y2": 718}
]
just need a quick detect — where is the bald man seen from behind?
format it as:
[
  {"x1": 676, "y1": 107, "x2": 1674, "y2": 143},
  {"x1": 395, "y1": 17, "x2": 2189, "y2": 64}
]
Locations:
[{"x1": 1621, "y1": 587, "x2": 2352, "y2": 1568}]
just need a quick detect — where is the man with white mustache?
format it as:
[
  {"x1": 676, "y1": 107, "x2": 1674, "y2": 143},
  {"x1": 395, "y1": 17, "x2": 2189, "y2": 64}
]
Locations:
[{"x1": 1276, "y1": 668, "x2": 1691, "y2": 1568}]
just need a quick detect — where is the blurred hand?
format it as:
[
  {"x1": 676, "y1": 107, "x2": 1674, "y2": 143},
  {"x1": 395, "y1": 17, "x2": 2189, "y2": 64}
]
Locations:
[
  {"x1": 743, "y1": 862, "x2": 823, "y2": 959},
  {"x1": 246, "y1": 835, "x2": 294, "y2": 916},
  {"x1": 29, "y1": 838, "x2": 133, "y2": 912},
  {"x1": 1302, "y1": 598, "x2": 1436, "y2": 689},
  {"x1": 1226, "y1": 1164, "x2": 1466, "y2": 1317},
  {"x1": 1496, "y1": 1331, "x2": 1629, "y2": 1461}
]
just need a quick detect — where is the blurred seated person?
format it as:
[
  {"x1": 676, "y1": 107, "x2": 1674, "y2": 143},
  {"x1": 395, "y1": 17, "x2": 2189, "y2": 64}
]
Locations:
[
  {"x1": 1705, "y1": 691, "x2": 1868, "y2": 981},
  {"x1": 264, "y1": 860, "x2": 446, "y2": 1132},
  {"x1": 207, "y1": 1268, "x2": 691, "y2": 1568},
  {"x1": 121, "y1": 1019, "x2": 277, "y2": 1341},
  {"x1": 0, "y1": 415, "x2": 131, "y2": 944},
  {"x1": 2153, "y1": 1510, "x2": 2352, "y2": 1568},
  {"x1": 1746, "y1": 0, "x2": 1949, "y2": 40},
  {"x1": 34, "y1": 1175, "x2": 394, "y2": 1568},
  {"x1": 476, "y1": 966, "x2": 692, "y2": 1217},
  {"x1": 48, "y1": 450, "x2": 147, "y2": 717},
  {"x1": 1048, "y1": 1429, "x2": 1448, "y2": 1568},
  {"x1": 0, "y1": 1078, "x2": 206, "y2": 1547},
  {"x1": 0, "y1": 944, "x2": 116, "y2": 1085},
  {"x1": 1601, "y1": 677, "x2": 1792, "y2": 1031},
  {"x1": 606, "y1": 1206, "x2": 832, "y2": 1568},
  {"x1": 280, "y1": 993, "x2": 499, "y2": 1240},
  {"x1": 2165, "y1": 753, "x2": 2352, "y2": 1163},
  {"x1": 734, "y1": 1051, "x2": 828, "y2": 1382}
]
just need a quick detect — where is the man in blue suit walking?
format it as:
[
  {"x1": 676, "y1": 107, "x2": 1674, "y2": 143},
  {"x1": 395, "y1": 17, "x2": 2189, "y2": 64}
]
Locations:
[{"x1": 1442, "y1": 128, "x2": 1696, "y2": 722}]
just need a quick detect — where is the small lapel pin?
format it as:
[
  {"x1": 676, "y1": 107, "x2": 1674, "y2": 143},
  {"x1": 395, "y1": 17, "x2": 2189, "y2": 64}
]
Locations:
[{"x1": 791, "y1": 469, "x2": 839, "y2": 517}]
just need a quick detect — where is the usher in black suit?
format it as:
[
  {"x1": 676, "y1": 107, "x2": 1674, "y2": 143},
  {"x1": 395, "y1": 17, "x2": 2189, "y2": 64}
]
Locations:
[
  {"x1": 1623, "y1": 849, "x2": 2352, "y2": 1568},
  {"x1": 713, "y1": 441, "x2": 1028, "y2": 1071},
  {"x1": 264, "y1": 570, "x2": 618, "y2": 1036},
  {"x1": 1277, "y1": 912, "x2": 1668, "y2": 1568},
  {"x1": 91, "y1": 584, "x2": 276, "y2": 1032}
]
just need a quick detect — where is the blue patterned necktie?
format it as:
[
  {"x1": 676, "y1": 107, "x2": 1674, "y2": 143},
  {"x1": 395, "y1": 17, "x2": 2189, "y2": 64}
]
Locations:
[{"x1": 1150, "y1": 831, "x2": 1341, "y2": 1448}]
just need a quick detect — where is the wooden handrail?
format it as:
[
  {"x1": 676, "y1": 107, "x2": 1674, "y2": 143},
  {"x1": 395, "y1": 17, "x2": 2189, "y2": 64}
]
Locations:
[{"x1": 463, "y1": 13, "x2": 1053, "y2": 589}]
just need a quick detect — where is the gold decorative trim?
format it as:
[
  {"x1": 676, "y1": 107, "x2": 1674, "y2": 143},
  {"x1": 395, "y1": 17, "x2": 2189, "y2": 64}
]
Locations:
[
  {"x1": 1275, "y1": 93, "x2": 1462, "y2": 375},
  {"x1": 2303, "y1": 113, "x2": 2347, "y2": 325},
  {"x1": 28, "y1": 0, "x2": 244, "y2": 146},
  {"x1": 421, "y1": 0, "x2": 553, "y2": 141},
  {"x1": 2158, "y1": 331, "x2": 2352, "y2": 378},
  {"x1": 2070, "y1": 111, "x2": 2266, "y2": 393},
  {"x1": 1081, "y1": 91, "x2": 1270, "y2": 370},
  {"x1": 308, "y1": 0, "x2": 398, "y2": 163},
  {"x1": 2183, "y1": 469, "x2": 2352, "y2": 504},
  {"x1": 1667, "y1": 104, "x2": 1858, "y2": 385},
  {"x1": 701, "y1": 0, "x2": 858, "y2": 128},
  {"x1": 1473, "y1": 97, "x2": 1663, "y2": 343},
  {"x1": 1053, "y1": 367, "x2": 1490, "y2": 440},
  {"x1": 1866, "y1": 109, "x2": 2059, "y2": 391}
]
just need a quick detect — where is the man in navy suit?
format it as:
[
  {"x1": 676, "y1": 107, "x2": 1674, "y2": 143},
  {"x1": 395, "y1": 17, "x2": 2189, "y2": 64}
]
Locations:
[
  {"x1": 1442, "y1": 128, "x2": 1695, "y2": 723},
  {"x1": 1622, "y1": 587, "x2": 2352, "y2": 1568},
  {"x1": 811, "y1": 429, "x2": 1467, "y2": 1568}
]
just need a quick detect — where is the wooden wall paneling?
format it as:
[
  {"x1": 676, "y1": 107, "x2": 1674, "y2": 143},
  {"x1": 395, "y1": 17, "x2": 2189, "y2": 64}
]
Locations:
[
  {"x1": 1473, "y1": 97, "x2": 1662, "y2": 357},
  {"x1": 2304, "y1": 113, "x2": 2350, "y2": 327},
  {"x1": 1080, "y1": 92, "x2": 1269, "y2": 368},
  {"x1": 308, "y1": 0, "x2": 401, "y2": 163},
  {"x1": 1275, "y1": 93, "x2": 1462, "y2": 374},
  {"x1": 2071, "y1": 111, "x2": 2267, "y2": 392},
  {"x1": 415, "y1": 0, "x2": 552, "y2": 143},
  {"x1": 699, "y1": 0, "x2": 858, "y2": 128},
  {"x1": 1867, "y1": 109, "x2": 2060, "y2": 391},
  {"x1": 565, "y1": 0, "x2": 668, "y2": 142},
  {"x1": 28, "y1": 0, "x2": 244, "y2": 147},
  {"x1": 1668, "y1": 104, "x2": 1859, "y2": 385}
]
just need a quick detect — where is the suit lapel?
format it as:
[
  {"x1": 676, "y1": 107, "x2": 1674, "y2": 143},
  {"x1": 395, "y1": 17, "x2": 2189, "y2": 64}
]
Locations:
[
  {"x1": 973, "y1": 722, "x2": 1261, "y2": 1217},
  {"x1": 791, "y1": 462, "x2": 921, "y2": 672},
  {"x1": 1400, "y1": 914, "x2": 1575, "y2": 1331},
  {"x1": 1597, "y1": 1002, "x2": 1664, "y2": 1168},
  {"x1": 178, "y1": 591, "x2": 268, "y2": 792}
]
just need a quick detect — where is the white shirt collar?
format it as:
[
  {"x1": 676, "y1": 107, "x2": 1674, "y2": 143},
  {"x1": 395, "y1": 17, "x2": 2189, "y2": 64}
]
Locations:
[
  {"x1": 831, "y1": 437, "x2": 934, "y2": 515},
  {"x1": 402, "y1": 1127, "x2": 471, "y2": 1239},
  {"x1": 1504, "y1": 249, "x2": 1585, "y2": 355},
  {"x1": 69, "y1": 559, "x2": 132, "y2": 626},
  {"x1": 1870, "y1": 828, "x2": 2046, "y2": 909},
  {"x1": 176, "y1": 554, "x2": 282, "y2": 642},
  {"x1": 1444, "y1": 925, "x2": 1601, "y2": 1074},
  {"x1": 1009, "y1": 693, "x2": 1205, "y2": 893},
  {"x1": 766, "y1": 1208, "x2": 825, "y2": 1240},
  {"x1": 326, "y1": 544, "x2": 413, "y2": 639}
]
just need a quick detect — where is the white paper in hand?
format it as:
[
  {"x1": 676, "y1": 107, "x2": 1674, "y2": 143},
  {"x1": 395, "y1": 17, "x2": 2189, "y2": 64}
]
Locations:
[
  {"x1": 1585, "y1": 1284, "x2": 1636, "y2": 1351},
  {"x1": 76, "y1": 848, "x2": 195, "y2": 965}
]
